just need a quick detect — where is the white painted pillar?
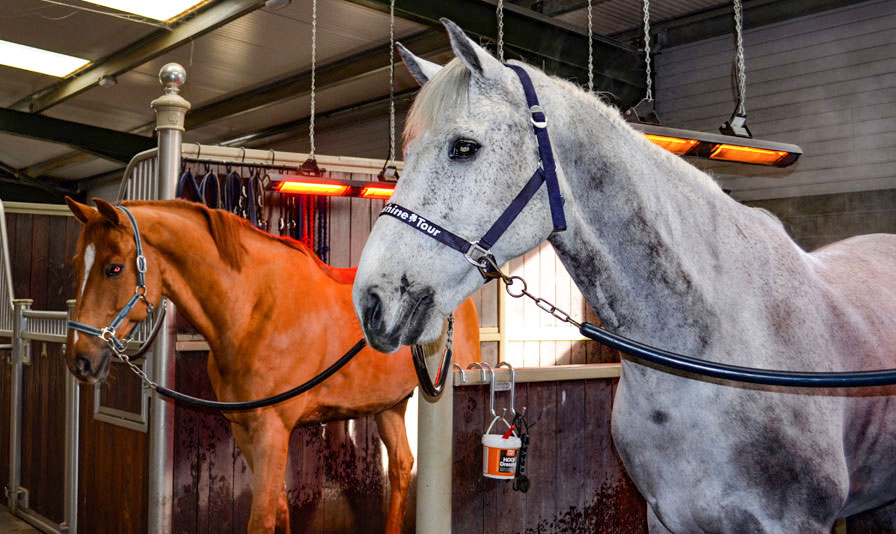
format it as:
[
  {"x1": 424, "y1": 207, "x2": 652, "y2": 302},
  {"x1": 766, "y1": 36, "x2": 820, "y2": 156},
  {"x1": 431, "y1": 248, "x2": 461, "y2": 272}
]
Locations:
[{"x1": 147, "y1": 63, "x2": 190, "y2": 534}]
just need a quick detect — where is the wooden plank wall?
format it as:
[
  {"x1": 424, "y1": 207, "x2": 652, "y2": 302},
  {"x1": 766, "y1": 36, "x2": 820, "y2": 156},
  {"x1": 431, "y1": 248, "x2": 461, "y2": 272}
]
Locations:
[
  {"x1": 1, "y1": 212, "x2": 78, "y2": 524},
  {"x1": 504, "y1": 243, "x2": 612, "y2": 368},
  {"x1": 0, "y1": 211, "x2": 150, "y2": 532},
  {"x1": 654, "y1": 0, "x2": 896, "y2": 200},
  {"x1": 452, "y1": 380, "x2": 646, "y2": 534}
]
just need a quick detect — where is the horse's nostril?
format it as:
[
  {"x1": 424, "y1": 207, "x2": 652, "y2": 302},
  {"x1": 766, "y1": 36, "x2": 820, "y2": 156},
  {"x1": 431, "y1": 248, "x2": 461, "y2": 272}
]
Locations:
[
  {"x1": 75, "y1": 354, "x2": 92, "y2": 375},
  {"x1": 364, "y1": 290, "x2": 384, "y2": 333}
]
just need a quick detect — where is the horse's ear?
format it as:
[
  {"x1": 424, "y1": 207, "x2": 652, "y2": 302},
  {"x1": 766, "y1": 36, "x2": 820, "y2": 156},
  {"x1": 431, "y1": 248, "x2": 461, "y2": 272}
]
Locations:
[
  {"x1": 441, "y1": 18, "x2": 503, "y2": 82},
  {"x1": 92, "y1": 198, "x2": 120, "y2": 226},
  {"x1": 65, "y1": 196, "x2": 95, "y2": 225},
  {"x1": 396, "y1": 42, "x2": 442, "y2": 86}
]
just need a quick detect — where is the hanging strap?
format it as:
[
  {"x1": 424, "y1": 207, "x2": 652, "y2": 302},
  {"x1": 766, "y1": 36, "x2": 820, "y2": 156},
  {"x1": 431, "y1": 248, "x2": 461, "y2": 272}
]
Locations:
[
  {"x1": 176, "y1": 169, "x2": 200, "y2": 202},
  {"x1": 200, "y1": 171, "x2": 220, "y2": 209}
]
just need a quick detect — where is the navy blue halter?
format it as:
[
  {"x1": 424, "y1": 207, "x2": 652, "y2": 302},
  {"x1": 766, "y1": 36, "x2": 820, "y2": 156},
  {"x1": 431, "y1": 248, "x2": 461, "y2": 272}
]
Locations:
[
  {"x1": 380, "y1": 65, "x2": 566, "y2": 274},
  {"x1": 68, "y1": 205, "x2": 153, "y2": 353}
]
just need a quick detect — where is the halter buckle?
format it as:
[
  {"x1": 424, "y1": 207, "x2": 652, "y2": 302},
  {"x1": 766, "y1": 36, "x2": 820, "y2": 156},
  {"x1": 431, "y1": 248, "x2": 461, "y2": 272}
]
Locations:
[
  {"x1": 529, "y1": 105, "x2": 547, "y2": 129},
  {"x1": 100, "y1": 327, "x2": 116, "y2": 342},
  {"x1": 136, "y1": 255, "x2": 147, "y2": 274},
  {"x1": 464, "y1": 242, "x2": 491, "y2": 268}
]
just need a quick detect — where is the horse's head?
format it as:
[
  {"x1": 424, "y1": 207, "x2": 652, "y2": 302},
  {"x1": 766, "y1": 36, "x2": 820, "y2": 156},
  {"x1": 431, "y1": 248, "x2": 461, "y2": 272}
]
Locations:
[
  {"x1": 65, "y1": 197, "x2": 162, "y2": 383},
  {"x1": 353, "y1": 20, "x2": 560, "y2": 352}
]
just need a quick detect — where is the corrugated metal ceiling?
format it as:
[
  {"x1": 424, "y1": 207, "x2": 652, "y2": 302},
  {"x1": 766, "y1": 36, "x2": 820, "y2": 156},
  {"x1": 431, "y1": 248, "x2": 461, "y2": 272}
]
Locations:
[{"x1": 0, "y1": 0, "x2": 733, "y2": 184}]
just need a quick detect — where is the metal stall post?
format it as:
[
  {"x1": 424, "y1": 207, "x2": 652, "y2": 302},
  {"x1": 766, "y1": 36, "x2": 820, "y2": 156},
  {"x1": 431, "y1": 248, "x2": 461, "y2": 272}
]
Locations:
[
  {"x1": 416, "y1": 359, "x2": 454, "y2": 534},
  {"x1": 63, "y1": 300, "x2": 78, "y2": 534},
  {"x1": 147, "y1": 63, "x2": 190, "y2": 534},
  {"x1": 7, "y1": 299, "x2": 31, "y2": 514}
]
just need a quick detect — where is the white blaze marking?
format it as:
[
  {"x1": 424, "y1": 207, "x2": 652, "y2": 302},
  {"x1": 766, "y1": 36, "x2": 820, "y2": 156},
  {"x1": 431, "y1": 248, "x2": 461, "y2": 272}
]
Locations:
[{"x1": 80, "y1": 243, "x2": 95, "y2": 298}]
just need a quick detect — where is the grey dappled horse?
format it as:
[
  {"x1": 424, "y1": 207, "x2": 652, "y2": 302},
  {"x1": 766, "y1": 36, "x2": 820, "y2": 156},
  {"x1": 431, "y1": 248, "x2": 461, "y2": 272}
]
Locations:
[{"x1": 352, "y1": 19, "x2": 896, "y2": 534}]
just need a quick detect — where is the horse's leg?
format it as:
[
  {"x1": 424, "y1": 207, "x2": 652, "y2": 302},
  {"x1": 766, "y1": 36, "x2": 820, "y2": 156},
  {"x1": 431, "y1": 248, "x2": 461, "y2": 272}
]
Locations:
[
  {"x1": 237, "y1": 415, "x2": 291, "y2": 534},
  {"x1": 232, "y1": 422, "x2": 291, "y2": 534},
  {"x1": 375, "y1": 398, "x2": 414, "y2": 534}
]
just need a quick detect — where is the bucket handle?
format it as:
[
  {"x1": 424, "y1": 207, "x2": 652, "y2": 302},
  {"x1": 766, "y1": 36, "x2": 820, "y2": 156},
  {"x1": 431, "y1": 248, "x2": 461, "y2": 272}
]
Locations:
[{"x1": 485, "y1": 414, "x2": 515, "y2": 436}]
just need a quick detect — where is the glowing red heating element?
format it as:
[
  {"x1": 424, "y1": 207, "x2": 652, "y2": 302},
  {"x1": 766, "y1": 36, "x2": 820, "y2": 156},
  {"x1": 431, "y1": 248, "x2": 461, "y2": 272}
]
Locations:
[
  {"x1": 275, "y1": 181, "x2": 349, "y2": 196},
  {"x1": 360, "y1": 185, "x2": 395, "y2": 199}
]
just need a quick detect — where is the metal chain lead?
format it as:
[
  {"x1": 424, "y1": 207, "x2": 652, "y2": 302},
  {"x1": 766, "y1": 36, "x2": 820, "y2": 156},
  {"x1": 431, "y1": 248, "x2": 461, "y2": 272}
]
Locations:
[
  {"x1": 587, "y1": 0, "x2": 593, "y2": 92},
  {"x1": 642, "y1": 0, "x2": 652, "y2": 102},
  {"x1": 309, "y1": 0, "x2": 318, "y2": 158},
  {"x1": 388, "y1": 0, "x2": 396, "y2": 164},
  {"x1": 484, "y1": 261, "x2": 582, "y2": 329},
  {"x1": 733, "y1": 0, "x2": 747, "y2": 115},
  {"x1": 496, "y1": 0, "x2": 504, "y2": 62}
]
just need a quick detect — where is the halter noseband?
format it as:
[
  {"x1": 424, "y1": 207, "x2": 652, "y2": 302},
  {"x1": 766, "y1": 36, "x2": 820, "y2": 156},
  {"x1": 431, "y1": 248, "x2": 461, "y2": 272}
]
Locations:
[
  {"x1": 380, "y1": 65, "x2": 566, "y2": 276},
  {"x1": 68, "y1": 206, "x2": 155, "y2": 354}
]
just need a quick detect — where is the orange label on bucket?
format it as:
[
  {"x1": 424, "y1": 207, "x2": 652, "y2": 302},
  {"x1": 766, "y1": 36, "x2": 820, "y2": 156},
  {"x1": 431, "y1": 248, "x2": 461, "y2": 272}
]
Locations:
[{"x1": 482, "y1": 437, "x2": 520, "y2": 479}]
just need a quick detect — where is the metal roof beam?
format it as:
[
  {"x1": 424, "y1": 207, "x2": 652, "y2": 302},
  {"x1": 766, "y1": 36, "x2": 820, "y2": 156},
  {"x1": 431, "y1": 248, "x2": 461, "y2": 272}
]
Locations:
[
  {"x1": 10, "y1": 0, "x2": 265, "y2": 114},
  {"x1": 25, "y1": 30, "x2": 449, "y2": 178},
  {"x1": 184, "y1": 29, "x2": 448, "y2": 129},
  {"x1": 0, "y1": 108, "x2": 156, "y2": 163},
  {"x1": 341, "y1": 0, "x2": 646, "y2": 107}
]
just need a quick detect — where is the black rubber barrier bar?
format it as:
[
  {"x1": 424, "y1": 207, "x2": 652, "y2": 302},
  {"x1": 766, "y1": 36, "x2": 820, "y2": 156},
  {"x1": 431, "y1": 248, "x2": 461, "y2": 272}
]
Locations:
[{"x1": 580, "y1": 322, "x2": 896, "y2": 388}]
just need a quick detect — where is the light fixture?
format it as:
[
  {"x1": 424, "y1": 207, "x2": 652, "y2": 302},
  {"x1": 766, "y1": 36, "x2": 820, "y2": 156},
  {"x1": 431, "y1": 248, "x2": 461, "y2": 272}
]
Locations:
[
  {"x1": 275, "y1": 181, "x2": 350, "y2": 196},
  {"x1": 709, "y1": 144, "x2": 789, "y2": 166},
  {"x1": 0, "y1": 40, "x2": 90, "y2": 77},
  {"x1": 644, "y1": 134, "x2": 698, "y2": 156},
  {"x1": 360, "y1": 185, "x2": 396, "y2": 199},
  {"x1": 268, "y1": 174, "x2": 398, "y2": 198},
  {"x1": 83, "y1": 1, "x2": 210, "y2": 22},
  {"x1": 98, "y1": 75, "x2": 117, "y2": 87},
  {"x1": 632, "y1": 123, "x2": 801, "y2": 168}
]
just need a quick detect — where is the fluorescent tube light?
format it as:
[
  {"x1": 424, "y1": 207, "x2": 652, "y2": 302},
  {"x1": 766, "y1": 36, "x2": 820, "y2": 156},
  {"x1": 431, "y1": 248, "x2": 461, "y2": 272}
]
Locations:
[
  {"x1": 0, "y1": 40, "x2": 90, "y2": 77},
  {"x1": 84, "y1": 1, "x2": 209, "y2": 21}
]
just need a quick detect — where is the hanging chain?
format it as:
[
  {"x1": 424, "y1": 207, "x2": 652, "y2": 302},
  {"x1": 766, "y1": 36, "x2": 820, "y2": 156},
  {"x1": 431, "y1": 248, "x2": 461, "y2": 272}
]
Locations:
[
  {"x1": 642, "y1": 0, "x2": 653, "y2": 102},
  {"x1": 587, "y1": 0, "x2": 593, "y2": 92},
  {"x1": 118, "y1": 351, "x2": 158, "y2": 390},
  {"x1": 388, "y1": 0, "x2": 396, "y2": 164},
  {"x1": 733, "y1": 0, "x2": 747, "y2": 115},
  {"x1": 483, "y1": 261, "x2": 582, "y2": 329},
  {"x1": 308, "y1": 0, "x2": 318, "y2": 158},
  {"x1": 496, "y1": 0, "x2": 505, "y2": 62}
]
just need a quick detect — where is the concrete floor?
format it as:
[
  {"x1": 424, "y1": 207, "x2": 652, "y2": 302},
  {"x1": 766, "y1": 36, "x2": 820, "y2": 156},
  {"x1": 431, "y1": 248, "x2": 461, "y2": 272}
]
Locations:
[{"x1": 0, "y1": 508, "x2": 39, "y2": 532}]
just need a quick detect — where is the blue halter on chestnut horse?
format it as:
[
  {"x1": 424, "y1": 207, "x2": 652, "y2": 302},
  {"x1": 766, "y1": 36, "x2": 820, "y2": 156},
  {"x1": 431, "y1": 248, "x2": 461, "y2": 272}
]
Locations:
[{"x1": 64, "y1": 197, "x2": 481, "y2": 533}]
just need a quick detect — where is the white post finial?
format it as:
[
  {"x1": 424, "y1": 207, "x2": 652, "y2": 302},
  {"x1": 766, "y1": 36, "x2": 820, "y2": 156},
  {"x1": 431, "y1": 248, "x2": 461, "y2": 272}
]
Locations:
[{"x1": 151, "y1": 63, "x2": 191, "y2": 132}]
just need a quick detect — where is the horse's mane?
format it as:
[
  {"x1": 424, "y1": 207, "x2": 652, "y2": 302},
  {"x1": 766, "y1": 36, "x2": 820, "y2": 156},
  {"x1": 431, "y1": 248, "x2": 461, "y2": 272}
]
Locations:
[{"x1": 123, "y1": 199, "x2": 354, "y2": 283}]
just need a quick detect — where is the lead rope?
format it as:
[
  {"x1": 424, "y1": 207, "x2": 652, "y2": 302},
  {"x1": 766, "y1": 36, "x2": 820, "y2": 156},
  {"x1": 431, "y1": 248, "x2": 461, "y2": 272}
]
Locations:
[
  {"x1": 308, "y1": 0, "x2": 318, "y2": 159},
  {"x1": 587, "y1": 0, "x2": 593, "y2": 92},
  {"x1": 733, "y1": 0, "x2": 747, "y2": 116},
  {"x1": 496, "y1": 0, "x2": 504, "y2": 62}
]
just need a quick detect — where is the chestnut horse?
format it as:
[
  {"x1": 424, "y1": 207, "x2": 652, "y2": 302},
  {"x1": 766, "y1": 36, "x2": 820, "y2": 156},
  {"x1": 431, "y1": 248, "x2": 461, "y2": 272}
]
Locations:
[{"x1": 64, "y1": 197, "x2": 480, "y2": 533}]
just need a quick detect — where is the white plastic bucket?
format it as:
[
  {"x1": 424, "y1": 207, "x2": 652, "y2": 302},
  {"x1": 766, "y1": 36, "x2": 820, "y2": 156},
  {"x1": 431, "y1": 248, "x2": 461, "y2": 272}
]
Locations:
[{"x1": 481, "y1": 416, "x2": 521, "y2": 479}]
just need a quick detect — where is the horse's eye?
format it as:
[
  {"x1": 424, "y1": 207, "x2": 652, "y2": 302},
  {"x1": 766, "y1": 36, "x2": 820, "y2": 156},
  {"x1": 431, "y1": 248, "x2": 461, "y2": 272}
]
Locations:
[
  {"x1": 450, "y1": 139, "x2": 480, "y2": 159},
  {"x1": 105, "y1": 264, "x2": 123, "y2": 277}
]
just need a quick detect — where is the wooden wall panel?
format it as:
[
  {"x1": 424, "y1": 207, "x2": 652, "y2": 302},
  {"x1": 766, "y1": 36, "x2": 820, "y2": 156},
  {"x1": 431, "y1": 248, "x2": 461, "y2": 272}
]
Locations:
[
  {"x1": 1, "y1": 210, "x2": 149, "y2": 530},
  {"x1": 452, "y1": 380, "x2": 646, "y2": 533},
  {"x1": 654, "y1": 0, "x2": 896, "y2": 199}
]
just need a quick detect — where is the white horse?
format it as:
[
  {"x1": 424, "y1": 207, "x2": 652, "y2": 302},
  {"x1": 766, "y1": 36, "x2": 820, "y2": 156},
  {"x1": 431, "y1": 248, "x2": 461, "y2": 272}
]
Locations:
[{"x1": 352, "y1": 19, "x2": 896, "y2": 534}]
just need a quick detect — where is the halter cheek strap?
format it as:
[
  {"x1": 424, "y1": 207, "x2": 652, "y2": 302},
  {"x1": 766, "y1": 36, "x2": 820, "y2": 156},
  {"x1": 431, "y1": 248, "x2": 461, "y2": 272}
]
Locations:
[
  {"x1": 68, "y1": 205, "x2": 153, "y2": 353},
  {"x1": 380, "y1": 64, "x2": 566, "y2": 275}
]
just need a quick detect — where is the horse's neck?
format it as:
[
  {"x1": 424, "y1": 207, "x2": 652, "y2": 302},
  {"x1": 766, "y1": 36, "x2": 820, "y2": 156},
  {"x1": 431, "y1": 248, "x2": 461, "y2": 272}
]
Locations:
[
  {"x1": 141, "y1": 207, "x2": 325, "y2": 358},
  {"x1": 543, "y1": 85, "x2": 806, "y2": 353}
]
